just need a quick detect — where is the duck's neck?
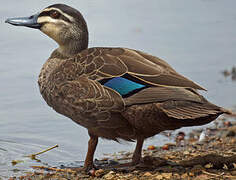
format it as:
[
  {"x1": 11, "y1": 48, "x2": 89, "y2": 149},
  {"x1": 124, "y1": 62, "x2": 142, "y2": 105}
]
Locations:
[{"x1": 57, "y1": 32, "x2": 88, "y2": 58}]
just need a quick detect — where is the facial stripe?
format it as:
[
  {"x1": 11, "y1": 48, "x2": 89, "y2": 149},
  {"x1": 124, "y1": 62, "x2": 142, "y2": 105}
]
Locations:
[
  {"x1": 37, "y1": 16, "x2": 69, "y2": 25},
  {"x1": 41, "y1": 7, "x2": 74, "y2": 22}
]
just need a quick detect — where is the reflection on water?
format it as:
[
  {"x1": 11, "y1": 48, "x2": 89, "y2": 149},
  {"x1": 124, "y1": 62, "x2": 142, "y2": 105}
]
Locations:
[{"x1": 1, "y1": 0, "x2": 236, "y2": 178}]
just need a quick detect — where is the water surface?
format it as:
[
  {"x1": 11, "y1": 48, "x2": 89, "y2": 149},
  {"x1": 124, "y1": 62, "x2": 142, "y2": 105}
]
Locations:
[{"x1": 1, "y1": 0, "x2": 236, "y2": 178}]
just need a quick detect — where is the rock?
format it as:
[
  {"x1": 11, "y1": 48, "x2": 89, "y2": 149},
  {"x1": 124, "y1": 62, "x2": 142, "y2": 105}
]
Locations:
[
  {"x1": 231, "y1": 138, "x2": 236, "y2": 144},
  {"x1": 143, "y1": 156, "x2": 167, "y2": 166},
  {"x1": 162, "y1": 144, "x2": 169, "y2": 150},
  {"x1": 205, "y1": 163, "x2": 213, "y2": 169},
  {"x1": 226, "y1": 130, "x2": 235, "y2": 137},
  {"x1": 176, "y1": 132, "x2": 185, "y2": 142},
  {"x1": 232, "y1": 66, "x2": 236, "y2": 74},
  {"x1": 95, "y1": 169, "x2": 105, "y2": 177},
  {"x1": 189, "y1": 172, "x2": 194, "y2": 177},
  {"x1": 193, "y1": 174, "x2": 210, "y2": 180},
  {"x1": 104, "y1": 171, "x2": 115, "y2": 180},
  {"x1": 143, "y1": 172, "x2": 152, "y2": 176},
  {"x1": 89, "y1": 169, "x2": 96, "y2": 176},
  {"x1": 224, "y1": 121, "x2": 232, "y2": 127},
  {"x1": 198, "y1": 130, "x2": 207, "y2": 142},
  {"x1": 123, "y1": 174, "x2": 132, "y2": 179},
  {"x1": 231, "y1": 170, "x2": 236, "y2": 175},
  {"x1": 155, "y1": 174, "x2": 163, "y2": 180},
  {"x1": 181, "y1": 173, "x2": 188, "y2": 179},
  {"x1": 191, "y1": 165, "x2": 204, "y2": 174},
  {"x1": 108, "y1": 159, "x2": 119, "y2": 165},
  {"x1": 183, "y1": 151, "x2": 190, "y2": 155},
  {"x1": 222, "y1": 70, "x2": 231, "y2": 77},
  {"x1": 148, "y1": 145, "x2": 156, "y2": 150},
  {"x1": 161, "y1": 173, "x2": 172, "y2": 179}
]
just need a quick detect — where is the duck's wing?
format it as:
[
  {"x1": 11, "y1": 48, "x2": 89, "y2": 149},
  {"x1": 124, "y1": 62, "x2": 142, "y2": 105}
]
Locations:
[
  {"x1": 77, "y1": 47, "x2": 205, "y2": 91},
  {"x1": 47, "y1": 68, "x2": 127, "y2": 129}
]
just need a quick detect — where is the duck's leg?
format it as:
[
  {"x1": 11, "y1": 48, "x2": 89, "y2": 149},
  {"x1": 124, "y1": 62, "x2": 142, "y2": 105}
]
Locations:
[
  {"x1": 107, "y1": 136, "x2": 144, "y2": 168},
  {"x1": 83, "y1": 132, "x2": 98, "y2": 171},
  {"x1": 131, "y1": 136, "x2": 144, "y2": 165}
]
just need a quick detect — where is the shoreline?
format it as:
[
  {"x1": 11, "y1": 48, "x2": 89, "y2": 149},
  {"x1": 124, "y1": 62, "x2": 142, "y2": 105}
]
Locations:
[{"x1": 11, "y1": 115, "x2": 236, "y2": 180}]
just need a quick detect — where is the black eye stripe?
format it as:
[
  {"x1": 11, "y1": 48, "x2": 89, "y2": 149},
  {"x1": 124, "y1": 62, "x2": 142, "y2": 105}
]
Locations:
[
  {"x1": 38, "y1": 10, "x2": 71, "y2": 23},
  {"x1": 39, "y1": 11, "x2": 51, "y2": 17}
]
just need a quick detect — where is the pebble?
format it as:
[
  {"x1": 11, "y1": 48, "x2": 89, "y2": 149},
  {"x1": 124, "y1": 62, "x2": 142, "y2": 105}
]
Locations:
[
  {"x1": 108, "y1": 159, "x2": 119, "y2": 165},
  {"x1": 189, "y1": 172, "x2": 194, "y2": 177},
  {"x1": 143, "y1": 172, "x2": 152, "y2": 177},
  {"x1": 181, "y1": 173, "x2": 188, "y2": 179},
  {"x1": 162, "y1": 144, "x2": 169, "y2": 150},
  {"x1": 89, "y1": 169, "x2": 96, "y2": 176},
  {"x1": 161, "y1": 173, "x2": 172, "y2": 179},
  {"x1": 155, "y1": 174, "x2": 163, "y2": 180},
  {"x1": 224, "y1": 121, "x2": 232, "y2": 127},
  {"x1": 205, "y1": 163, "x2": 213, "y2": 169},
  {"x1": 95, "y1": 169, "x2": 105, "y2": 177},
  {"x1": 104, "y1": 171, "x2": 115, "y2": 180},
  {"x1": 183, "y1": 151, "x2": 190, "y2": 155},
  {"x1": 226, "y1": 130, "x2": 235, "y2": 137},
  {"x1": 148, "y1": 145, "x2": 156, "y2": 150},
  {"x1": 198, "y1": 130, "x2": 207, "y2": 142}
]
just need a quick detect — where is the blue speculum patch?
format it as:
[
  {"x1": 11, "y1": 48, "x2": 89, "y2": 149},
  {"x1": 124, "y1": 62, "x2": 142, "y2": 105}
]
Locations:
[{"x1": 103, "y1": 77, "x2": 145, "y2": 96}]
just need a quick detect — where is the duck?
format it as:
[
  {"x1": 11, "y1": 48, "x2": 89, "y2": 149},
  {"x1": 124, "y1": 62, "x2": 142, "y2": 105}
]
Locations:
[{"x1": 5, "y1": 4, "x2": 234, "y2": 171}]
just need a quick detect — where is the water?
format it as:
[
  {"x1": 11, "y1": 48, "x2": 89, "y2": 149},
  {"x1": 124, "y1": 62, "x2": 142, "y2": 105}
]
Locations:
[{"x1": 1, "y1": 0, "x2": 236, "y2": 178}]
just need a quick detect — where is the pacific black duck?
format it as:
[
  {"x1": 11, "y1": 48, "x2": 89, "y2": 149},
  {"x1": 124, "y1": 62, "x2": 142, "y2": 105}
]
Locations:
[{"x1": 5, "y1": 4, "x2": 233, "y2": 171}]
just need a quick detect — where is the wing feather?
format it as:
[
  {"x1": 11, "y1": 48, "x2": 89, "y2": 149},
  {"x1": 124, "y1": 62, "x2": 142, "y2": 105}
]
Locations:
[
  {"x1": 124, "y1": 86, "x2": 203, "y2": 106},
  {"x1": 78, "y1": 47, "x2": 206, "y2": 90}
]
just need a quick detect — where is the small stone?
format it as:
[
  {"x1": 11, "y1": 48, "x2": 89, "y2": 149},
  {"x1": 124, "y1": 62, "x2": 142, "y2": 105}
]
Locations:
[
  {"x1": 181, "y1": 173, "x2": 188, "y2": 179},
  {"x1": 222, "y1": 70, "x2": 231, "y2": 77},
  {"x1": 183, "y1": 151, "x2": 190, "y2": 155},
  {"x1": 162, "y1": 144, "x2": 169, "y2": 150},
  {"x1": 161, "y1": 173, "x2": 172, "y2": 179},
  {"x1": 231, "y1": 138, "x2": 236, "y2": 144},
  {"x1": 173, "y1": 173, "x2": 180, "y2": 179},
  {"x1": 191, "y1": 165, "x2": 203, "y2": 173},
  {"x1": 231, "y1": 170, "x2": 236, "y2": 176},
  {"x1": 205, "y1": 163, "x2": 213, "y2": 169},
  {"x1": 95, "y1": 169, "x2": 105, "y2": 177},
  {"x1": 233, "y1": 163, "x2": 236, "y2": 168},
  {"x1": 194, "y1": 174, "x2": 210, "y2": 180},
  {"x1": 189, "y1": 172, "x2": 194, "y2": 177},
  {"x1": 108, "y1": 159, "x2": 119, "y2": 165},
  {"x1": 89, "y1": 169, "x2": 96, "y2": 176},
  {"x1": 155, "y1": 174, "x2": 163, "y2": 180},
  {"x1": 104, "y1": 171, "x2": 115, "y2": 180},
  {"x1": 226, "y1": 130, "x2": 235, "y2": 137},
  {"x1": 223, "y1": 164, "x2": 228, "y2": 170},
  {"x1": 123, "y1": 174, "x2": 132, "y2": 178},
  {"x1": 148, "y1": 145, "x2": 156, "y2": 150},
  {"x1": 232, "y1": 66, "x2": 236, "y2": 74},
  {"x1": 224, "y1": 121, "x2": 232, "y2": 127},
  {"x1": 143, "y1": 172, "x2": 152, "y2": 177}
]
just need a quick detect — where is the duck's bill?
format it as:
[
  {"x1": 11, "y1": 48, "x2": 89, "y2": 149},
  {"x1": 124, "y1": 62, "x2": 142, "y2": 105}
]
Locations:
[{"x1": 5, "y1": 13, "x2": 41, "y2": 29}]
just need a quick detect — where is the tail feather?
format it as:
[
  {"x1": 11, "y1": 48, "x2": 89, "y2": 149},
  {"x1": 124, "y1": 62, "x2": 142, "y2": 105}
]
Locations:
[{"x1": 221, "y1": 108, "x2": 236, "y2": 117}]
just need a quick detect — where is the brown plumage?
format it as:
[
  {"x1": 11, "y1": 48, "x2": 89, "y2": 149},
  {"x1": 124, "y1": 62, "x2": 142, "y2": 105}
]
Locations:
[{"x1": 5, "y1": 4, "x2": 233, "y2": 171}]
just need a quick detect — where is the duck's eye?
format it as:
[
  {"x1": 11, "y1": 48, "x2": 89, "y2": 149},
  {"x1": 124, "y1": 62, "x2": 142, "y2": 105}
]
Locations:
[{"x1": 50, "y1": 10, "x2": 60, "y2": 19}]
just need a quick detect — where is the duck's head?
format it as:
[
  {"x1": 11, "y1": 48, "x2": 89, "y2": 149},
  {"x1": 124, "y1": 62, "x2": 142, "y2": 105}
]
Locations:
[{"x1": 5, "y1": 4, "x2": 88, "y2": 57}]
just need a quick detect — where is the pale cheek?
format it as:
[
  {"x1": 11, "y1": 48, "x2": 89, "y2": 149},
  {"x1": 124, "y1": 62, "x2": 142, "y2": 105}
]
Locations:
[{"x1": 41, "y1": 24, "x2": 61, "y2": 44}]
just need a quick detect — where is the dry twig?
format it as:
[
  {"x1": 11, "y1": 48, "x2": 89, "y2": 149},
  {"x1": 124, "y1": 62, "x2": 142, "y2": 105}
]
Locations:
[{"x1": 26, "y1": 144, "x2": 59, "y2": 159}]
